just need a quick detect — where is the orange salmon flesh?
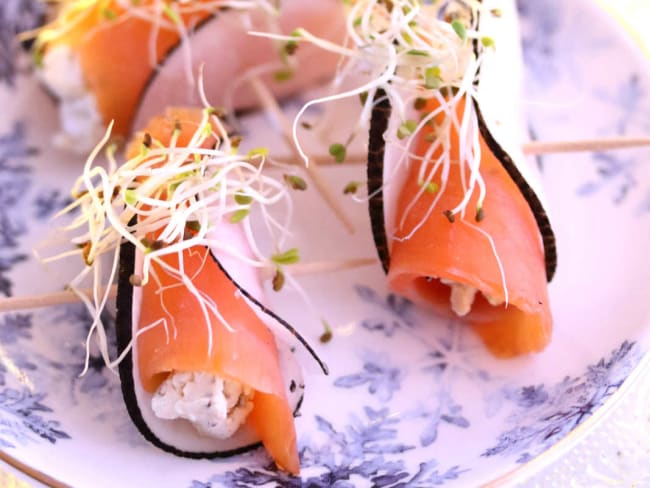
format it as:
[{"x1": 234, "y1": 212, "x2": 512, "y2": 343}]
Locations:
[
  {"x1": 42, "y1": 1, "x2": 212, "y2": 136},
  {"x1": 387, "y1": 98, "x2": 552, "y2": 358},
  {"x1": 130, "y1": 108, "x2": 299, "y2": 473}
]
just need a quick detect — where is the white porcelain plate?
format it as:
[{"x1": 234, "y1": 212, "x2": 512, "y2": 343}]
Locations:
[{"x1": 1, "y1": 0, "x2": 649, "y2": 487}]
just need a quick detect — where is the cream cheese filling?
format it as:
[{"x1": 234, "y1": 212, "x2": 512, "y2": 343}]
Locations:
[
  {"x1": 151, "y1": 372, "x2": 254, "y2": 440},
  {"x1": 439, "y1": 278, "x2": 504, "y2": 316},
  {"x1": 39, "y1": 45, "x2": 105, "y2": 153}
]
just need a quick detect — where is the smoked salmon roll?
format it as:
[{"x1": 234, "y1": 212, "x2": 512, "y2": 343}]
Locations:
[
  {"x1": 118, "y1": 108, "x2": 310, "y2": 472},
  {"x1": 365, "y1": 0, "x2": 556, "y2": 357},
  {"x1": 33, "y1": 0, "x2": 346, "y2": 150},
  {"x1": 55, "y1": 107, "x2": 323, "y2": 473},
  {"x1": 278, "y1": 0, "x2": 556, "y2": 356},
  {"x1": 383, "y1": 99, "x2": 553, "y2": 358}
]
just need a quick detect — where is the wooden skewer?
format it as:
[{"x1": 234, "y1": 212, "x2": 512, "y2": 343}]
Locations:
[
  {"x1": 272, "y1": 136, "x2": 650, "y2": 166},
  {"x1": 0, "y1": 286, "x2": 117, "y2": 313},
  {"x1": 0, "y1": 258, "x2": 377, "y2": 313},
  {"x1": 248, "y1": 77, "x2": 356, "y2": 233},
  {"x1": 262, "y1": 257, "x2": 376, "y2": 279},
  {"x1": 273, "y1": 153, "x2": 367, "y2": 166},
  {"x1": 522, "y1": 136, "x2": 650, "y2": 155}
]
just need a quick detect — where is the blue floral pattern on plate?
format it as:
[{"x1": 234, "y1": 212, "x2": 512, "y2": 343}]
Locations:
[
  {"x1": 482, "y1": 341, "x2": 639, "y2": 464},
  {"x1": 0, "y1": 0, "x2": 45, "y2": 87},
  {"x1": 0, "y1": 0, "x2": 649, "y2": 486},
  {"x1": 0, "y1": 123, "x2": 37, "y2": 297},
  {"x1": 193, "y1": 406, "x2": 467, "y2": 488},
  {"x1": 0, "y1": 314, "x2": 70, "y2": 448},
  {"x1": 520, "y1": 0, "x2": 650, "y2": 214}
]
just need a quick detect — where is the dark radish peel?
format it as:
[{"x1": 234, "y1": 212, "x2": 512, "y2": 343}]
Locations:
[
  {"x1": 133, "y1": 0, "x2": 347, "y2": 134},
  {"x1": 473, "y1": 103, "x2": 557, "y2": 281},
  {"x1": 367, "y1": 89, "x2": 392, "y2": 274},
  {"x1": 115, "y1": 237, "x2": 314, "y2": 459},
  {"x1": 209, "y1": 249, "x2": 329, "y2": 377},
  {"x1": 365, "y1": 1, "x2": 557, "y2": 283},
  {"x1": 470, "y1": 1, "x2": 556, "y2": 281},
  {"x1": 34, "y1": 0, "x2": 346, "y2": 148},
  {"x1": 50, "y1": 104, "x2": 315, "y2": 471},
  {"x1": 361, "y1": 0, "x2": 555, "y2": 357}
]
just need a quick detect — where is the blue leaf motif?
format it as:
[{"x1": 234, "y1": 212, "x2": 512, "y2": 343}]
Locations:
[
  {"x1": 0, "y1": 0, "x2": 46, "y2": 87},
  {"x1": 315, "y1": 416, "x2": 347, "y2": 449},
  {"x1": 355, "y1": 284, "x2": 382, "y2": 304},
  {"x1": 482, "y1": 340, "x2": 639, "y2": 462},
  {"x1": 0, "y1": 313, "x2": 32, "y2": 344},
  {"x1": 420, "y1": 419, "x2": 439, "y2": 447},
  {"x1": 576, "y1": 181, "x2": 601, "y2": 197},
  {"x1": 0, "y1": 387, "x2": 70, "y2": 447},
  {"x1": 333, "y1": 374, "x2": 367, "y2": 388},
  {"x1": 357, "y1": 286, "x2": 415, "y2": 336},
  {"x1": 0, "y1": 122, "x2": 36, "y2": 297},
  {"x1": 193, "y1": 406, "x2": 462, "y2": 488},
  {"x1": 334, "y1": 354, "x2": 401, "y2": 402},
  {"x1": 440, "y1": 415, "x2": 470, "y2": 429},
  {"x1": 515, "y1": 385, "x2": 549, "y2": 408},
  {"x1": 34, "y1": 189, "x2": 72, "y2": 220}
]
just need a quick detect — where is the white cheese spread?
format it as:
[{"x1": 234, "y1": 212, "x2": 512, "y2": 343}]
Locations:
[
  {"x1": 440, "y1": 278, "x2": 477, "y2": 316},
  {"x1": 151, "y1": 372, "x2": 254, "y2": 439},
  {"x1": 439, "y1": 278, "x2": 504, "y2": 316},
  {"x1": 39, "y1": 45, "x2": 105, "y2": 153}
]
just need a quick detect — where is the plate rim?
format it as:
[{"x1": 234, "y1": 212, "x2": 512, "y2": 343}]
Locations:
[
  {"x1": 1, "y1": 0, "x2": 649, "y2": 486},
  {"x1": 482, "y1": 1, "x2": 650, "y2": 484},
  {"x1": 483, "y1": 349, "x2": 650, "y2": 487}
]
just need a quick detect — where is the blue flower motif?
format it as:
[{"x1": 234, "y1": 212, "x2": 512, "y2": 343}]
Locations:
[
  {"x1": 0, "y1": 388, "x2": 70, "y2": 448},
  {"x1": 0, "y1": 122, "x2": 36, "y2": 296},
  {"x1": 597, "y1": 75, "x2": 650, "y2": 135},
  {"x1": 195, "y1": 406, "x2": 468, "y2": 487},
  {"x1": 50, "y1": 304, "x2": 119, "y2": 400},
  {"x1": 34, "y1": 189, "x2": 72, "y2": 220},
  {"x1": 334, "y1": 352, "x2": 401, "y2": 402},
  {"x1": 0, "y1": 0, "x2": 45, "y2": 87},
  {"x1": 0, "y1": 313, "x2": 32, "y2": 344},
  {"x1": 414, "y1": 390, "x2": 470, "y2": 447},
  {"x1": 356, "y1": 285, "x2": 415, "y2": 337},
  {"x1": 577, "y1": 152, "x2": 637, "y2": 205},
  {"x1": 517, "y1": 0, "x2": 560, "y2": 86},
  {"x1": 482, "y1": 340, "x2": 639, "y2": 462},
  {"x1": 0, "y1": 313, "x2": 38, "y2": 389},
  {"x1": 0, "y1": 255, "x2": 26, "y2": 297}
]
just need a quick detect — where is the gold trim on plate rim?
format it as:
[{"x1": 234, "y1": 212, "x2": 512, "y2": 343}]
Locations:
[
  {"x1": 483, "y1": 351, "x2": 650, "y2": 487},
  {"x1": 0, "y1": 448, "x2": 68, "y2": 488},
  {"x1": 1, "y1": 1, "x2": 649, "y2": 487},
  {"x1": 484, "y1": 0, "x2": 650, "y2": 484}
]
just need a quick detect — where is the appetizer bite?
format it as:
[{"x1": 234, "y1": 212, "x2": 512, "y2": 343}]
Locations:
[
  {"x1": 48, "y1": 105, "x2": 326, "y2": 473},
  {"x1": 32, "y1": 0, "x2": 346, "y2": 150},
  {"x1": 275, "y1": 0, "x2": 557, "y2": 357}
]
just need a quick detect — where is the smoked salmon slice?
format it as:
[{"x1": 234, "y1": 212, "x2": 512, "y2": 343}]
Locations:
[
  {"x1": 117, "y1": 107, "x2": 300, "y2": 473},
  {"x1": 387, "y1": 98, "x2": 552, "y2": 358},
  {"x1": 38, "y1": 0, "x2": 212, "y2": 137},
  {"x1": 136, "y1": 247, "x2": 299, "y2": 473},
  {"x1": 35, "y1": 0, "x2": 346, "y2": 139}
]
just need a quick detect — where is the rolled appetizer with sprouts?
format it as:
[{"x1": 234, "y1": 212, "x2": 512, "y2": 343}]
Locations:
[
  {"x1": 54, "y1": 107, "x2": 325, "y2": 473},
  {"x1": 32, "y1": 0, "x2": 345, "y2": 150},
  {"x1": 279, "y1": 0, "x2": 557, "y2": 357}
]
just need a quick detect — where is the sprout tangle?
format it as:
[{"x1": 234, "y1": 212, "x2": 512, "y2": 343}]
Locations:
[
  {"x1": 29, "y1": 0, "x2": 281, "y2": 84},
  {"x1": 252, "y1": 0, "x2": 499, "y2": 222},
  {"x1": 251, "y1": 0, "x2": 508, "y2": 305},
  {"x1": 42, "y1": 106, "x2": 300, "y2": 376}
]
